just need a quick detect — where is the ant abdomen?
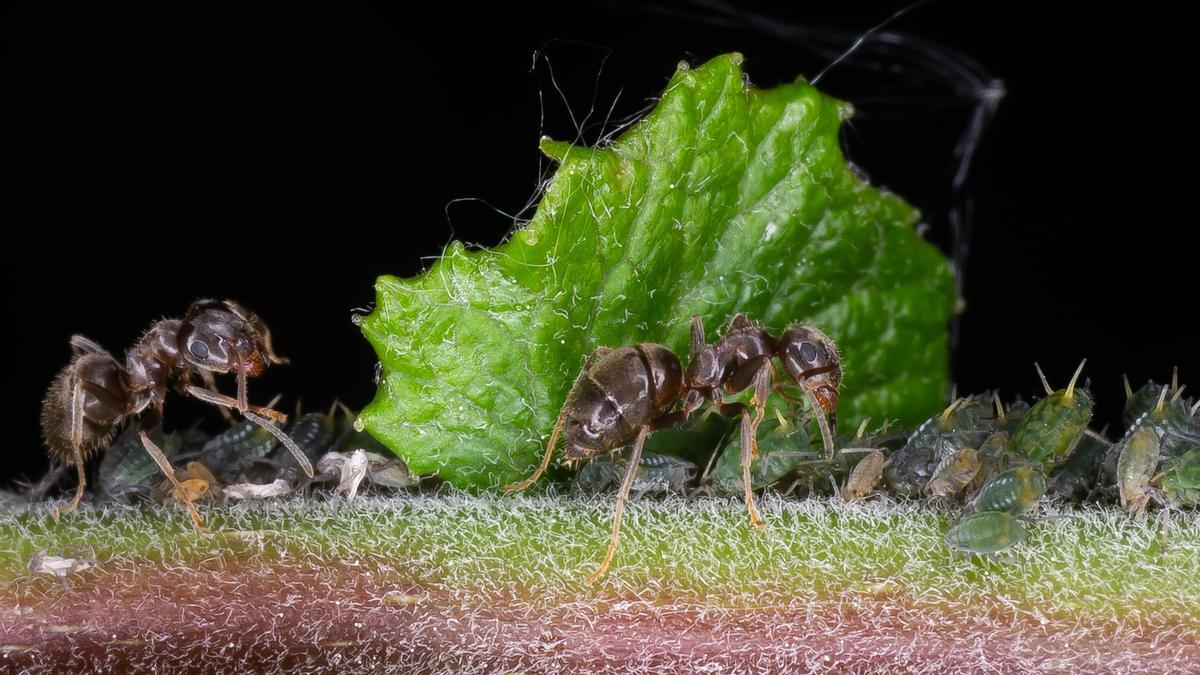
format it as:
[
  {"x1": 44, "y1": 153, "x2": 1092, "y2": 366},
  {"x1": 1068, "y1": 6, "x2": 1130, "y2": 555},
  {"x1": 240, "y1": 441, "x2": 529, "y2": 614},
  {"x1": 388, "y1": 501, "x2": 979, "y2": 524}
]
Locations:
[{"x1": 562, "y1": 345, "x2": 683, "y2": 460}]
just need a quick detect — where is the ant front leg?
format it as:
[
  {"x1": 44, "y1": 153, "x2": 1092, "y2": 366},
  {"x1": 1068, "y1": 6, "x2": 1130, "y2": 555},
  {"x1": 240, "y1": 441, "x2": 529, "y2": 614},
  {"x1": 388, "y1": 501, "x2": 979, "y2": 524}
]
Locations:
[
  {"x1": 586, "y1": 424, "x2": 651, "y2": 584},
  {"x1": 739, "y1": 408, "x2": 766, "y2": 530},
  {"x1": 197, "y1": 370, "x2": 236, "y2": 425},
  {"x1": 505, "y1": 347, "x2": 611, "y2": 493},
  {"x1": 725, "y1": 356, "x2": 775, "y2": 461},
  {"x1": 182, "y1": 384, "x2": 313, "y2": 478}
]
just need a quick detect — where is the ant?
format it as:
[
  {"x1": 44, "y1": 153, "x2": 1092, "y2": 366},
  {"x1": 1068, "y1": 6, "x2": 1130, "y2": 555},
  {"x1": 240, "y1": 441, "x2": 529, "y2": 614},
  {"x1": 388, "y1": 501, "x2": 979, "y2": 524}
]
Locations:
[
  {"x1": 505, "y1": 313, "x2": 840, "y2": 582},
  {"x1": 40, "y1": 299, "x2": 312, "y2": 524}
]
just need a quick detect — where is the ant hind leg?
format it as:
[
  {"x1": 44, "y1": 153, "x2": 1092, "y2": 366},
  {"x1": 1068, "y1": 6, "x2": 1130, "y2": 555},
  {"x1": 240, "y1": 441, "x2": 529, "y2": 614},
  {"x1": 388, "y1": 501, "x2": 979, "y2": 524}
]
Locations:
[{"x1": 586, "y1": 424, "x2": 651, "y2": 584}]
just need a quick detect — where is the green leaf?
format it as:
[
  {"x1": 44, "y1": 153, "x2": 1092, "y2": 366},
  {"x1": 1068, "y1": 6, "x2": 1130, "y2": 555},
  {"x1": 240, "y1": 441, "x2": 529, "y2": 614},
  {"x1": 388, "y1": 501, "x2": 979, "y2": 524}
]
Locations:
[{"x1": 359, "y1": 53, "x2": 956, "y2": 490}]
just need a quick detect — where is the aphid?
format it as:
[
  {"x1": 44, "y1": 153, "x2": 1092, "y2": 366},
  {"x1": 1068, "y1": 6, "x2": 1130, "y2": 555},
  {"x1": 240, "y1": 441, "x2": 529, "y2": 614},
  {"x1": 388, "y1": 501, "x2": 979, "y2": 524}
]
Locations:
[
  {"x1": 1159, "y1": 447, "x2": 1200, "y2": 506},
  {"x1": 971, "y1": 466, "x2": 1047, "y2": 515},
  {"x1": 39, "y1": 300, "x2": 309, "y2": 521},
  {"x1": 1117, "y1": 425, "x2": 1163, "y2": 517},
  {"x1": 925, "y1": 447, "x2": 981, "y2": 500},
  {"x1": 1046, "y1": 427, "x2": 1109, "y2": 503},
  {"x1": 884, "y1": 397, "x2": 991, "y2": 499},
  {"x1": 1010, "y1": 361, "x2": 1092, "y2": 467},
  {"x1": 842, "y1": 450, "x2": 889, "y2": 501},
  {"x1": 98, "y1": 427, "x2": 184, "y2": 501},
  {"x1": 966, "y1": 431, "x2": 1010, "y2": 496},
  {"x1": 197, "y1": 419, "x2": 278, "y2": 483},
  {"x1": 945, "y1": 511, "x2": 1026, "y2": 555},
  {"x1": 573, "y1": 453, "x2": 696, "y2": 498}
]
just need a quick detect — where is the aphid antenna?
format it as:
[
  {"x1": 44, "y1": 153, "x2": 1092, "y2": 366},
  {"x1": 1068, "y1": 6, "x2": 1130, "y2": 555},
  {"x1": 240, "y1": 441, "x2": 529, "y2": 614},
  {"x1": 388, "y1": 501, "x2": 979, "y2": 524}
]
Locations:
[
  {"x1": 1122, "y1": 374, "x2": 1134, "y2": 402},
  {"x1": 1064, "y1": 359, "x2": 1087, "y2": 401},
  {"x1": 1034, "y1": 362, "x2": 1053, "y2": 396}
]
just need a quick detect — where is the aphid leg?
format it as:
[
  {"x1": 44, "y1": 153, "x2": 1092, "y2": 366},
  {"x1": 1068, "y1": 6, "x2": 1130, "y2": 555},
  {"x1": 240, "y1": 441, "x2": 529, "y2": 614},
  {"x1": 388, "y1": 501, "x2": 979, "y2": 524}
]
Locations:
[
  {"x1": 586, "y1": 424, "x2": 651, "y2": 584},
  {"x1": 739, "y1": 409, "x2": 766, "y2": 530},
  {"x1": 182, "y1": 384, "x2": 287, "y2": 423},
  {"x1": 198, "y1": 370, "x2": 236, "y2": 425},
  {"x1": 244, "y1": 410, "x2": 315, "y2": 478},
  {"x1": 53, "y1": 379, "x2": 89, "y2": 519},
  {"x1": 755, "y1": 451, "x2": 824, "y2": 481}
]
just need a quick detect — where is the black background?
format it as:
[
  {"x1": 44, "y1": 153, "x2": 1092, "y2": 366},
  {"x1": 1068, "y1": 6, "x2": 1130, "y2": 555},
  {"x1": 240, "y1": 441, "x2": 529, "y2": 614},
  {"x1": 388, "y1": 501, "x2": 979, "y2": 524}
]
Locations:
[{"x1": 5, "y1": 1, "x2": 1196, "y2": 487}]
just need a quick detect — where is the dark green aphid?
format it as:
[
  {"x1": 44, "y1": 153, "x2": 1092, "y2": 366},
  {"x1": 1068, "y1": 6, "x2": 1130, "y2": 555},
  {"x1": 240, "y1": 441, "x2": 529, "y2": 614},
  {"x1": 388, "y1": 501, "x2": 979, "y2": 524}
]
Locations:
[
  {"x1": 972, "y1": 466, "x2": 1047, "y2": 515},
  {"x1": 885, "y1": 397, "x2": 991, "y2": 498},
  {"x1": 946, "y1": 511, "x2": 1026, "y2": 555},
  {"x1": 711, "y1": 417, "x2": 817, "y2": 494},
  {"x1": 1010, "y1": 361, "x2": 1093, "y2": 468},
  {"x1": 98, "y1": 427, "x2": 184, "y2": 501},
  {"x1": 1047, "y1": 428, "x2": 1109, "y2": 503},
  {"x1": 1103, "y1": 385, "x2": 1200, "y2": 485},
  {"x1": 198, "y1": 420, "x2": 277, "y2": 483},
  {"x1": 574, "y1": 452, "x2": 696, "y2": 497},
  {"x1": 1122, "y1": 374, "x2": 1176, "y2": 428},
  {"x1": 1159, "y1": 447, "x2": 1200, "y2": 506}
]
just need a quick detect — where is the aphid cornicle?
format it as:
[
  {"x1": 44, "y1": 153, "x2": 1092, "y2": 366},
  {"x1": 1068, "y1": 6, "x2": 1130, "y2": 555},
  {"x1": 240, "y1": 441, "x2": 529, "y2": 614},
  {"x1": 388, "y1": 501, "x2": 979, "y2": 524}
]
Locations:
[{"x1": 40, "y1": 299, "x2": 310, "y2": 524}]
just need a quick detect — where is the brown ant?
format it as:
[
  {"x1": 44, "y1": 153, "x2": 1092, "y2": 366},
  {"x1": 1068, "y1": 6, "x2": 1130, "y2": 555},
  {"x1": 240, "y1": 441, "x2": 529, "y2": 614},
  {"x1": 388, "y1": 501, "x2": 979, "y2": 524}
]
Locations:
[
  {"x1": 505, "y1": 313, "x2": 840, "y2": 582},
  {"x1": 40, "y1": 299, "x2": 312, "y2": 523}
]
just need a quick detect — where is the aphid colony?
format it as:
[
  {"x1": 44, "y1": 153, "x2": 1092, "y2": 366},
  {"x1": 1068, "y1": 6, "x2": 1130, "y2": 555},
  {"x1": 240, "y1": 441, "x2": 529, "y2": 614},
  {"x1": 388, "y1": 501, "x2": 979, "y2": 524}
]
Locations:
[{"x1": 37, "y1": 306, "x2": 1199, "y2": 579}]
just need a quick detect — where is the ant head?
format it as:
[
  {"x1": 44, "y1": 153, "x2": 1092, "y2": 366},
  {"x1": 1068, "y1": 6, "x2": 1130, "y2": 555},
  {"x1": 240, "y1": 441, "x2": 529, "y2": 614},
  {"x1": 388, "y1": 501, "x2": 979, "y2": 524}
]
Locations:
[
  {"x1": 178, "y1": 299, "x2": 283, "y2": 376},
  {"x1": 685, "y1": 345, "x2": 722, "y2": 390},
  {"x1": 779, "y1": 324, "x2": 841, "y2": 415}
]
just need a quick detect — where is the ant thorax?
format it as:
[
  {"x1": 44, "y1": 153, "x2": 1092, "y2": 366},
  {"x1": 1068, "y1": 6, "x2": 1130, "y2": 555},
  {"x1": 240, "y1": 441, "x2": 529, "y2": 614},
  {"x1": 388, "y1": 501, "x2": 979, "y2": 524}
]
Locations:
[{"x1": 125, "y1": 319, "x2": 184, "y2": 414}]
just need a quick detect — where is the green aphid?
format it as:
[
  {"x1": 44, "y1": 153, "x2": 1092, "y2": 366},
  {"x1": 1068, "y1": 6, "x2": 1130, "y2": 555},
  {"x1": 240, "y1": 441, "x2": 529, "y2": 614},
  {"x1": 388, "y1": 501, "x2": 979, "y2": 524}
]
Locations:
[
  {"x1": 1010, "y1": 361, "x2": 1093, "y2": 468},
  {"x1": 98, "y1": 427, "x2": 184, "y2": 500},
  {"x1": 574, "y1": 452, "x2": 697, "y2": 497},
  {"x1": 1103, "y1": 385, "x2": 1200, "y2": 485},
  {"x1": 1159, "y1": 447, "x2": 1200, "y2": 506},
  {"x1": 1047, "y1": 427, "x2": 1109, "y2": 503},
  {"x1": 972, "y1": 466, "x2": 1047, "y2": 515},
  {"x1": 1117, "y1": 425, "x2": 1163, "y2": 516},
  {"x1": 198, "y1": 420, "x2": 278, "y2": 483},
  {"x1": 946, "y1": 511, "x2": 1026, "y2": 555},
  {"x1": 967, "y1": 431, "x2": 1010, "y2": 496}
]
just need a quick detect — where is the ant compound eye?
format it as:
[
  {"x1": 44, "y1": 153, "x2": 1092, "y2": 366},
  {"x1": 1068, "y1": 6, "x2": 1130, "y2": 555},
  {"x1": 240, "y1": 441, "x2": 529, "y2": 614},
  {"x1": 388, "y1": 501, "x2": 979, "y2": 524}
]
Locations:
[
  {"x1": 188, "y1": 340, "x2": 210, "y2": 360},
  {"x1": 799, "y1": 341, "x2": 818, "y2": 364}
]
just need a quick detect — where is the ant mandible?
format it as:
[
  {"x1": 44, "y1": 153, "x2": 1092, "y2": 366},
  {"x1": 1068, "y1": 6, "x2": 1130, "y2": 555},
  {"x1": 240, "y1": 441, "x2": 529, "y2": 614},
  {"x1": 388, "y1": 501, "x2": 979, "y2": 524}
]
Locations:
[
  {"x1": 40, "y1": 299, "x2": 312, "y2": 523},
  {"x1": 505, "y1": 313, "x2": 840, "y2": 582}
]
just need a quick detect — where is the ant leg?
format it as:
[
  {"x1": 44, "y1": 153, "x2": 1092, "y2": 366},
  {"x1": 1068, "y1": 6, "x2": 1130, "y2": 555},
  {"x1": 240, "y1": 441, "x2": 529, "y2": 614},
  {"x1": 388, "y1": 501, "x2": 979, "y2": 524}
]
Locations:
[
  {"x1": 244, "y1": 410, "x2": 314, "y2": 478},
  {"x1": 69, "y1": 335, "x2": 106, "y2": 356},
  {"x1": 53, "y1": 379, "x2": 89, "y2": 518},
  {"x1": 690, "y1": 315, "x2": 707, "y2": 357},
  {"x1": 198, "y1": 370, "x2": 236, "y2": 425},
  {"x1": 505, "y1": 347, "x2": 610, "y2": 493},
  {"x1": 740, "y1": 409, "x2": 766, "y2": 530},
  {"x1": 586, "y1": 424, "x2": 651, "y2": 584},
  {"x1": 182, "y1": 385, "x2": 287, "y2": 423}
]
